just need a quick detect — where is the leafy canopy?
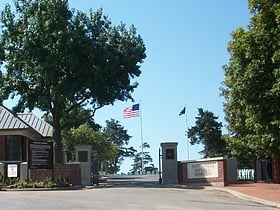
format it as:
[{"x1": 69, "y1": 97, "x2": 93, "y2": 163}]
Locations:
[
  {"x1": 102, "y1": 119, "x2": 136, "y2": 173},
  {"x1": 0, "y1": 0, "x2": 146, "y2": 163},
  {"x1": 0, "y1": 0, "x2": 146, "y2": 112},
  {"x1": 187, "y1": 108, "x2": 228, "y2": 158},
  {"x1": 130, "y1": 142, "x2": 153, "y2": 175},
  {"x1": 222, "y1": 0, "x2": 280, "y2": 158},
  {"x1": 63, "y1": 123, "x2": 118, "y2": 163}
]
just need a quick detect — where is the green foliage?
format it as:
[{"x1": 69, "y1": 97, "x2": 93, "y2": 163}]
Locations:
[
  {"x1": 222, "y1": 0, "x2": 280, "y2": 158},
  {"x1": 5, "y1": 177, "x2": 20, "y2": 186},
  {"x1": 102, "y1": 119, "x2": 135, "y2": 174},
  {"x1": 62, "y1": 119, "x2": 133, "y2": 174},
  {"x1": 0, "y1": 0, "x2": 146, "y2": 163},
  {"x1": 44, "y1": 105, "x2": 102, "y2": 132},
  {"x1": 5, "y1": 176, "x2": 70, "y2": 188},
  {"x1": 130, "y1": 142, "x2": 153, "y2": 174},
  {"x1": 187, "y1": 108, "x2": 228, "y2": 158},
  {"x1": 51, "y1": 175, "x2": 70, "y2": 187},
  {"x1": 63, "y1": 123, "x2": 118, "y2": 163}
]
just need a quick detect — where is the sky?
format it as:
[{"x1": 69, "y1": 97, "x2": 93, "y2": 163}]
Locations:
[{"x1": 0, "y1": 0, "x2": 251, "y2": 173}]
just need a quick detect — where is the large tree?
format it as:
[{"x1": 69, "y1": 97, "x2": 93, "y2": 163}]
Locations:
[
  {"x1": 130, "y1": 142, "x2": 153, "y2": 175},
  {"x1": 102, "y1": 119, "x2": 136, "y2": 173},
  {"x1": 222, "y1": 0, "x2": 280, "y2": 158},
  {"x1": 0, "y1": 0, "x2": 146, "y2": 163},
  {"x1": 187, "y1": 108, "x2": 228, "y2": 158}
]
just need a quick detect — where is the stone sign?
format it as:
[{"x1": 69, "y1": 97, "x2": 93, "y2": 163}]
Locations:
[{"x1": 187, "y1": 161, "x2": 218, "y2": 179}]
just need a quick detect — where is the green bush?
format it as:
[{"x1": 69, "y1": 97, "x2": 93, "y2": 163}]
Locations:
[
  {"x1": 5, "y1": 177, "x2": 20, "y2": 186},
  {"x1": 5, "y1": 176, "x2": 70, "y2": 189},
  {"x1": 53, "y1": 176, "x2": 70, "y2": 187}
]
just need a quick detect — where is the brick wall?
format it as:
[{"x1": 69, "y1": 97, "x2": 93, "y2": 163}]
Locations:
[
  {"x1": 30, "y1": 169, "x2": 53, "y2": 181},
  {"x1": 178, "y1": 158, "x2": 227, "y2": 186},
  {"x1": 30, "y1": 163, "x2": 81, "y2": 186},
  {"x1": 54, "y1": 164, "x2": 81, "y2": 186}
]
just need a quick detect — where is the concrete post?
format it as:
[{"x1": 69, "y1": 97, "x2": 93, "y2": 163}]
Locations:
[
  {"x1": 75, "y1": 145, "x2": 92, "y2": 186},
  {"x1": 20, "y1": 162, "x2": 28, "y2": 181},
  {"x1": 161, "y1": 142, "x2": 178, "y2": 184}
]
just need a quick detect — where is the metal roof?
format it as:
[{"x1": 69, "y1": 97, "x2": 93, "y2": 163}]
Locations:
[
  {"x1": 17, "y1": 113, "x2": 53, "y2": 138},
  {"x1": 0, "y1": 106, "x2": 28, "y2": 130},
  {"x1": 0, "y1": 106, "x2": 53, "y2": 138}
]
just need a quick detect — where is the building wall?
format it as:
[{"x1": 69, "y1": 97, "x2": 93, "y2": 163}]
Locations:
[
  {"x1": 22, "y1": 137, "x2": 28, "y2": 162},
  {"x1": 0, "y1": 136, "x2": 5, "y2": 161},
  {"x1": 0, "y1": 134, "x2": 81, "y2": 186}
]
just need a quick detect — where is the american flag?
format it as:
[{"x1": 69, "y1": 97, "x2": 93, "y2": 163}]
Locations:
[{"x1": 123, "y1": 104, "x2": 140, "y2": 118}]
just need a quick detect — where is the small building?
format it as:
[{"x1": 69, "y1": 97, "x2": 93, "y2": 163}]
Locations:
[
  {"x1": 0, "y1": 106, "x2": 81, "y2": 185},
  {"x1": 0, "y1": 105, "x2": 53, "y2": 179}
]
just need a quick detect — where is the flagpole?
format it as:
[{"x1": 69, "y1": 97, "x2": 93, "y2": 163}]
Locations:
[
  {"x1": 123, "y1": 103, "x2": 143, "y2": 174},
  {"x1": 185, "y1": 105, "x2": 190, "y2": 160},
  {"x1": 139, "y1": 102, "x2": 144, "y2": 174}
]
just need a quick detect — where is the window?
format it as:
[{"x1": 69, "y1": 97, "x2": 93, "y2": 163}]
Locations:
[{"x1": 6, "y1": 136, "x2": 23, "y2": 161}]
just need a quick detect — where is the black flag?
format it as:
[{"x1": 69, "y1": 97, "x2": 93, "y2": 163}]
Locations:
[{"x1": 179, "y1": 107, "x2": 186, "y2": 116}]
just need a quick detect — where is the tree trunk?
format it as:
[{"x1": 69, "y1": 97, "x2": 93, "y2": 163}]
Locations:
[
  {"x1": 53, "y1": 126, "x2": 63, "y2": 164},
  {"x1": 52, "y1": 103, "x2": 63, "y2": 164}
]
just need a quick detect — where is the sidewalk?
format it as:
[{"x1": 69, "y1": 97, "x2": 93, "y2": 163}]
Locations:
[{"x1": 219, "y1": 183, "x2": 280, "y2": 209}]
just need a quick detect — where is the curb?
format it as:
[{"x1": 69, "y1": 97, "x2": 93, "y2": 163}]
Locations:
[
  {"x1": 211, "y1": 187, "x2": 280, "y2": 209},
  {"x1": 4, "y1": 186, "x2": 84, "y2": 191},
  {"x1": 3, "y1": 183, "x2": 108, "y2": 192}
]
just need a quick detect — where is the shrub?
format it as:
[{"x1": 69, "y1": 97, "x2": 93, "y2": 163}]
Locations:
[{"x1": 5, "y1": 176, "x2": 70, "y2": 189}]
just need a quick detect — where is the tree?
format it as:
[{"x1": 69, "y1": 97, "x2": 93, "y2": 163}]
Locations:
[
  {"x1": 63, "y1": 123, "x2": 118, "y2": 164},
  {"x1": 187, "y1": 108, "x2": 228, "y2": 158},
  {"x1": 102, "y1": 119, "x2": 136, "y2": 174},
  {"x1": 44, "y1": 105, "x2": 102, "y2": 132},
  {"x1": 0, "y1": 0, "x2": 146, "y2": 163},
  {"x1": 130, "y1": 142, "x2": 153, "y2": 174},
  {"x1": 221, "y1": 0, "x2": 280, "y2": 158}
]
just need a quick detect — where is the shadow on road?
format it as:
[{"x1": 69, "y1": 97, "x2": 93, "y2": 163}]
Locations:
[
  {"x1": 104, "y1": 175, "x2": 204, "y2": 189},
  {"x1": 107, "y1": 176, "x2": 158, "y2": 188}
]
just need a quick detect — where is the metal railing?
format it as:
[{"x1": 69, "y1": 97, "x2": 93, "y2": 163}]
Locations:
[{"x1": 237, "y1": 169, "x2": 255, "y2": 180}]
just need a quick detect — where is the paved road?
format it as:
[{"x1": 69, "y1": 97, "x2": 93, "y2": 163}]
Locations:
[{"x1": 0, "y1": 175, "x2": 276, "y2": 210}]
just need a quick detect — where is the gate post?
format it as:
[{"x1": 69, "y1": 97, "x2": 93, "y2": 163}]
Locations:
[
  {"x1": 160, "y1": 142, "x2": 178, "y2": 184},
  {"x1": 272, "y1": 157, "x2": 280, "y2": 183},
  {"x1": 75, "y1": 145, "x2": 92, "y2": 186},
  {"x1": 91, "y1": 150, "x2": 99, "y2": 185}
]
